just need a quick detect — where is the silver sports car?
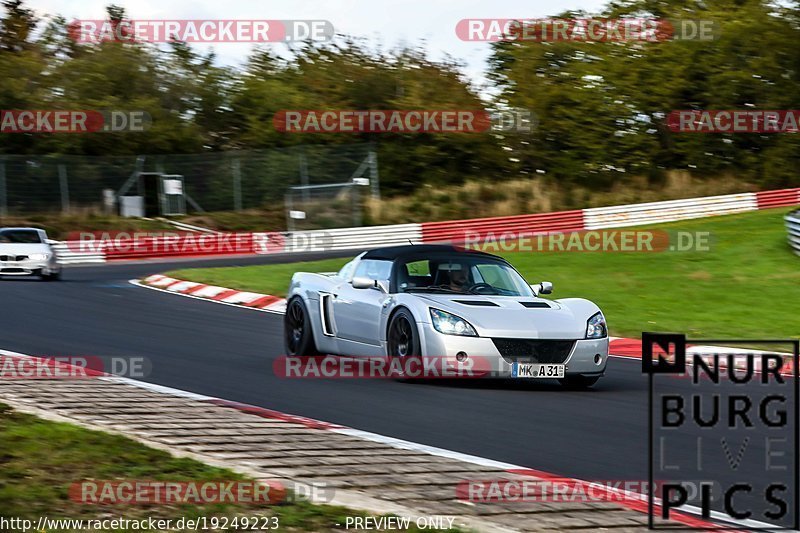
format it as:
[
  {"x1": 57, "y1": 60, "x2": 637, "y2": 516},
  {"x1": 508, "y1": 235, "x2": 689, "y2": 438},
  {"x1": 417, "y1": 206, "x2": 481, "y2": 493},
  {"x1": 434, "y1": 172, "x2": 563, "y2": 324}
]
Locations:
[{"x1": 284, "y1": 245, "x2": 608, "y2": 387}]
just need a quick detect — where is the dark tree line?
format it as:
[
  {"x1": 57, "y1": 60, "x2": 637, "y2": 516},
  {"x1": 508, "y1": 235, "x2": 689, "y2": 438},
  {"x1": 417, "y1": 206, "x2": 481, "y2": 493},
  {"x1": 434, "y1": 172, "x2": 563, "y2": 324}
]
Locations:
[{"x1": 1, "y1": 0, "x2": 798, "y2": 195}]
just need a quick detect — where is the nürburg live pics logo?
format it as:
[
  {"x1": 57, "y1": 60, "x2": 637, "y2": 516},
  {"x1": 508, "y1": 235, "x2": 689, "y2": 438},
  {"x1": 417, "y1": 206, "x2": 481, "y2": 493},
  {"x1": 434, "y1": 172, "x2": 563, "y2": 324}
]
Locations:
[{"x1": 643, "y1": 332, "x2": 798, "y2": 530}]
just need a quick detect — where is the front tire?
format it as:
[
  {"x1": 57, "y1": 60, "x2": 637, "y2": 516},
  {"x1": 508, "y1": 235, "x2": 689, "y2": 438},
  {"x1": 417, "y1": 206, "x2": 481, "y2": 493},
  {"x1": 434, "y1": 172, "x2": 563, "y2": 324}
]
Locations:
[
  {"x1": 558, "y1": 375, "x2": 601, "y2": 389},
  {"x1": 387, "y1": 308, "x2": 422, "y2": 381},
  {"x1": 284, "y1": 297, "x2": 320, "y2": 356},
  {"x1": 42, "y1": 270, "x2": 61, "y2": 281}
]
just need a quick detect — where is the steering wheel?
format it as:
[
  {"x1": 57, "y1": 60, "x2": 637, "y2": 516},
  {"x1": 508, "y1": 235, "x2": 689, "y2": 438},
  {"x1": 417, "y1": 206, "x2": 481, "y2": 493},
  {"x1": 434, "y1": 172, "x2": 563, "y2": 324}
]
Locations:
[{"x1": 468, "y1": 282, "x2": 497, "y2": 295}]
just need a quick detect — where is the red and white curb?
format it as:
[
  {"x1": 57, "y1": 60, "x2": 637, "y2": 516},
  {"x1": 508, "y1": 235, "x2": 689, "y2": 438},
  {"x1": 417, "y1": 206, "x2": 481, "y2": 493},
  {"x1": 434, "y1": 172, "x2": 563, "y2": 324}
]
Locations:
[{"x1": 136, "y1": 274, "x2": 287, "y2": 314}]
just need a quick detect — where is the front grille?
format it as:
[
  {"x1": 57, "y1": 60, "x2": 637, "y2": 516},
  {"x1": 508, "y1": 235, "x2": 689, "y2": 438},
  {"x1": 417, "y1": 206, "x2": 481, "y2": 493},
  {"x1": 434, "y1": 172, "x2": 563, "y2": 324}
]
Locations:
[
  {"x1": 491, "y1": 338, "x2": 576, "y2": 364},
  {"x1": 0, "y1": 255, "x2": 28, "y2": 261}
]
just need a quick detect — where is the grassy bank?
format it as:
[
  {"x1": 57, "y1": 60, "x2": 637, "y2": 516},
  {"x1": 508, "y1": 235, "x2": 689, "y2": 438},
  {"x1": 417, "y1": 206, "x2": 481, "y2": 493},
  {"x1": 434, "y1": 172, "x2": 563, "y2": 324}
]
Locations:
[
  {"x1": 0, "y1": 403, "x2": 450, "y2": 532},
  {"x1": 365, "y1": 172, "x2": 755, "y2": 225},
  {"x1": 167, "y1": 208, "x2": 799, "y2": 340}
]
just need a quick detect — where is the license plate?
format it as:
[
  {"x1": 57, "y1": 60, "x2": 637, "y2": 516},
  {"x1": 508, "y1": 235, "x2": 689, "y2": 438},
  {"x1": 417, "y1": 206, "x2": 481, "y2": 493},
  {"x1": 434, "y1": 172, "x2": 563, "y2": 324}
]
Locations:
[{"x1": 512, "y1": 363, "x2": 565, "y2": 378}]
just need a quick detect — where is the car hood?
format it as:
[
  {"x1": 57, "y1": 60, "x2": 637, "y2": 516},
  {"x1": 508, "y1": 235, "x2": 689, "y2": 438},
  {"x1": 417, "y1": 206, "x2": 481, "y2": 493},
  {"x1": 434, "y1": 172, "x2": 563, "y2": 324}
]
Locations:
[
  {"x1": 412, "y1": 294, "x2": 588, "y2": 339},
  {"x1": 0, "y1": 243, "x2": 50, "y2": 254}
]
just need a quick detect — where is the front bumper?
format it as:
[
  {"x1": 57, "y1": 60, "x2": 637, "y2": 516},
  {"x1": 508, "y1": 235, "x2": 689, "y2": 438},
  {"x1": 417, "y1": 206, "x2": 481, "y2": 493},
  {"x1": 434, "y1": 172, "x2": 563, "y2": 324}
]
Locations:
[
  {"x1": 0, "y1": 259, "x2": 58, "y2": 276},
  {"x1": 417, "y1": 322, "x2": 609, "y2": 377}
]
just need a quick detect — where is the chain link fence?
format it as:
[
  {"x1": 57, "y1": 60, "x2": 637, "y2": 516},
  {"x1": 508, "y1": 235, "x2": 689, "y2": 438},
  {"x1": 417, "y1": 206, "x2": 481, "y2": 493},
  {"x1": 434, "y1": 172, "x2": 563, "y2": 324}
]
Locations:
[{"x1": 0, "y1": 143, "x2": 378, "y2": 229}]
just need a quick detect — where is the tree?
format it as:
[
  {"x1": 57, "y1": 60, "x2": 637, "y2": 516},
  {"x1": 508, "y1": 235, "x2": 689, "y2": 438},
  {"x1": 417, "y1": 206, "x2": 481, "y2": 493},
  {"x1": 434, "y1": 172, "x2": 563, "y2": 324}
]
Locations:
[{"x1": 0, "y1": 0, "x2": 36, "y2": 51}]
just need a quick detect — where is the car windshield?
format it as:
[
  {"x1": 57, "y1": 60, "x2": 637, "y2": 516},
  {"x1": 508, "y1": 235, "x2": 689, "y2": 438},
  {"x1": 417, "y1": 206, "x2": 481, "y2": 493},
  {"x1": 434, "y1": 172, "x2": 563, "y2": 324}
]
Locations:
[
  {"x1": 0, "y1": 230, "x2": 42, "y2": 244},
  {"x1": 397, "y1": 255, "x2": 534, "y2": 296}
]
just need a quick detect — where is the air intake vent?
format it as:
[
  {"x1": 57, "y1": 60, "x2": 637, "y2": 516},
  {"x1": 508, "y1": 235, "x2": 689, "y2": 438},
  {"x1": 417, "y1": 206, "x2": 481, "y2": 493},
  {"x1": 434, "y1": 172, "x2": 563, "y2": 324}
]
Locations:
[
  {"x1": 492, "y1": 339, "x2": 575, "y2": 364},
  {"x1": 452, "y1": 300, "x2": 499, "y2": 307},
  {"x1": 520, "y1": 301, "x2": 551, "y2": 308}
]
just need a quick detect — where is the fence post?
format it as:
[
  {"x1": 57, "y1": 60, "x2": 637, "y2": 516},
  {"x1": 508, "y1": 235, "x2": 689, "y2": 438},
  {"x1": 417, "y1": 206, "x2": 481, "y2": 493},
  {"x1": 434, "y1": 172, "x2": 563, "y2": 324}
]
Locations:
[
  {"x1": 351, "y1": 183, "x2": 361, "y2": 227},
  {"x1": 232, "y1": 158, "x2": 242, "y2": 211},
  {"x1": 58, "y1": 163, "x2": 70, "y2": 213},
  {"x1": 369, "y1": 146, "x2": 380, "y2": 200},
  {"x1": 285, "y1": 192, "x2": 294, "y2": 232},
  {"x1": 299, "y1": 151, "x2": 310, "y2": 203},
  {"x1": 0, "y1": 157, "x2": 7, "y2": 217}
]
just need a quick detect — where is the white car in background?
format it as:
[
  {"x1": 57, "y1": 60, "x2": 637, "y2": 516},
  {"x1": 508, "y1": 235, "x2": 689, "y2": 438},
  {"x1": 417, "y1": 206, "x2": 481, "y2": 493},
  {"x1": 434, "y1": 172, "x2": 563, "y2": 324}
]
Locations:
[{"x1": 0, "y1": 227, "x2": 61, "y2": 281}]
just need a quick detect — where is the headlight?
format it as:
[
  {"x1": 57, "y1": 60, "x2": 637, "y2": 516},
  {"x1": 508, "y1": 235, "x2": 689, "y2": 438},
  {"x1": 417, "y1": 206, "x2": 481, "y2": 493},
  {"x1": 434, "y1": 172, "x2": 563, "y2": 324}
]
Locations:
[
  {"x1": 28, "y1": 253, "x2": 50, "y2": 261},
  {"x1": 430, "y1": 308, "x2": 478, "y2": 336},
  {"x1": 586, "y1": 312, "x2": 607, "y2": 339}
]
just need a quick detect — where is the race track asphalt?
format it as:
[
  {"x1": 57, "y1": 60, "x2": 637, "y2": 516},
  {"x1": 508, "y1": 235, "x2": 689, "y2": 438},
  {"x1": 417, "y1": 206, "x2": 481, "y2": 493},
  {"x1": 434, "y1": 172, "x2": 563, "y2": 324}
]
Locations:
[{"x1": 0, "y1": 256, "x2": 794, "y2": 527}]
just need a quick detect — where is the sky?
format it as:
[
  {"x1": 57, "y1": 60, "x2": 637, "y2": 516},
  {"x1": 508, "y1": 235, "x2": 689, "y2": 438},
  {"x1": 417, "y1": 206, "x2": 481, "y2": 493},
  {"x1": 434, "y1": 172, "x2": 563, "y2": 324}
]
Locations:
[{"x1": 25, "y1": 0, "x2": 610, "y2": 85}]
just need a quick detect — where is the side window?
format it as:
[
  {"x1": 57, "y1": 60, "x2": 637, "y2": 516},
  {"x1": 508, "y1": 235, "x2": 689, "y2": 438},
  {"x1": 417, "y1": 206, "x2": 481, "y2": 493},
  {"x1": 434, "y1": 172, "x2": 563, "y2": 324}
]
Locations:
[
  {"x1": 398, "y1": 259, "x2": 432, "y2": 290},
  {"x1": 354, "y1": 259, "x2": 392, "y2": 281},
  {"x1": 338, "y1": 260, "x2": 356, "y2": 281},
  {"x1": 405, "y1": 260, "x2": 430, "y2": 277}
]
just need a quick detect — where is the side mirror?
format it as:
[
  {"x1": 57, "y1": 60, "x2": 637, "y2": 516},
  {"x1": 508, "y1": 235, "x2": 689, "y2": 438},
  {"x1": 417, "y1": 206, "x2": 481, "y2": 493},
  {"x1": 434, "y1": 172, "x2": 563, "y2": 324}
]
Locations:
[
  {"x1": 352, "y1": 276, "x2": 374, "y2": 289},
  {"x1": 533, "y1": 281, "x2": 553, "y2": 295},
  {"x1": 352, "y1": 277, "x2": 389, "y2": 293}
]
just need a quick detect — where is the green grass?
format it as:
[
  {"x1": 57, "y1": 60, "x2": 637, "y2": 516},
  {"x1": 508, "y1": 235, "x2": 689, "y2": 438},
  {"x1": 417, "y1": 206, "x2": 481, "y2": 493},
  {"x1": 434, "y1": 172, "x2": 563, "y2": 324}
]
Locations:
[
  {"x1": 0, "y1": 403, "x2": 457, "y2": 532},
  {"x1": 166, "y1": 208, "x2": 799, "y2": 340},
  {"x1": 169, "y1": 258, "x2": 349, "y2": 299}
]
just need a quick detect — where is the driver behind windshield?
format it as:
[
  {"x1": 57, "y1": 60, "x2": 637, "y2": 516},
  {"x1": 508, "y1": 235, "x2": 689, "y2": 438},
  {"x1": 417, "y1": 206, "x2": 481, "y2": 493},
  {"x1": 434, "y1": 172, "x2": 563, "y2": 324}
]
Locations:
[{"x1": 448, "y1": 264, "x2": 471, "y2": 292}]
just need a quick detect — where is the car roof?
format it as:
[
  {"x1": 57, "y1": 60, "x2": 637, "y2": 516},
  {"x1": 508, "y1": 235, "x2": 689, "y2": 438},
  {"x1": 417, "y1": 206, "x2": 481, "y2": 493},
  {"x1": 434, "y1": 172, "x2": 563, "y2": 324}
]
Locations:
[
  {"x1": 0, "y1": 227, "x2": 45, "y2": 233},
  {"x1": 361, "y1": 244, "x2": 505, "y2": 262}
]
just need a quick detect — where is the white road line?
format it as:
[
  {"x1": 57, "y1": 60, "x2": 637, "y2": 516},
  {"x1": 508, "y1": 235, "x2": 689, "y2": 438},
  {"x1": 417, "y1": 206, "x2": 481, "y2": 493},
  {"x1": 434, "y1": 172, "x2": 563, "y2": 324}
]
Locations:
[{"x1": 333, "y1": 427, "x2": 520, "y2": 470}]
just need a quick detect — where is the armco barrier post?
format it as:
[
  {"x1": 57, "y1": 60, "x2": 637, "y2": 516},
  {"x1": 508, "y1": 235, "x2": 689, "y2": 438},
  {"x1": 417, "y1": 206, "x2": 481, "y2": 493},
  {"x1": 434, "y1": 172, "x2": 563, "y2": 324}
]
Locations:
[{"x1": 786, "y1": 210, "x2": 800, "y2": 256}]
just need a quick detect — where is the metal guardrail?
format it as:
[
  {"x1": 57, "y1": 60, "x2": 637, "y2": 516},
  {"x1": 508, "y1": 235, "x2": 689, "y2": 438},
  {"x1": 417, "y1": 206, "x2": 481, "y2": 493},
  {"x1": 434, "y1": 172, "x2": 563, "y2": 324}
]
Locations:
[
  {"x1": 786, "y1": 209, "x2": 800, "y2": 256},
  {"x1": 51, "y1": 242, "x2": 106, "y2": 264},
  {"x1": 288, "y1": 224, "x2": 423, "y2": 252},
  {"x1": 53, "y1": 224, "x2": 424, "y2": 264},
  {"x1": 421, "y1": 210, "x2": 584, "y2": 243},
  {"x1": 583, "y1": 193, "x2": 758, "y2": 230}
]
